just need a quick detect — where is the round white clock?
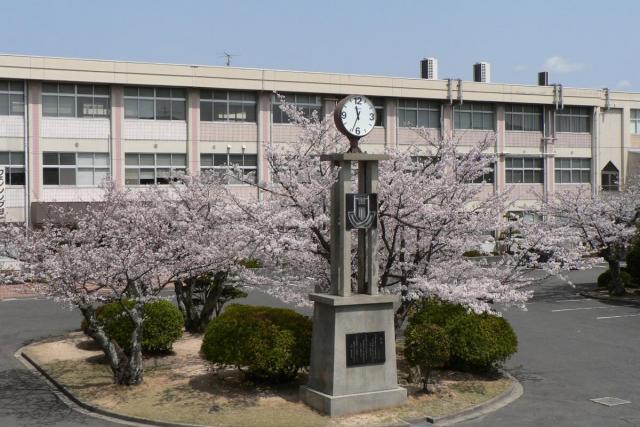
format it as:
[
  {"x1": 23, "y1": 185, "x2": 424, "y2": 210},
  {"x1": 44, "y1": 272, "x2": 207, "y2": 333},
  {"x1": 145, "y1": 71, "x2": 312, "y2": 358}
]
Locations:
[{"x1": 334, "y1": 95, "x2": 377, "y2": 142}]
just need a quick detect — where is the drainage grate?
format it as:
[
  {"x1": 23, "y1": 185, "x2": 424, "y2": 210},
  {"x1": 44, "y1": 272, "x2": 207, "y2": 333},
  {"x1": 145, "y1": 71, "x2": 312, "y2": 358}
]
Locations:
[{"x1": 590, "y1": 397, "x2": 631, "y2": 407}]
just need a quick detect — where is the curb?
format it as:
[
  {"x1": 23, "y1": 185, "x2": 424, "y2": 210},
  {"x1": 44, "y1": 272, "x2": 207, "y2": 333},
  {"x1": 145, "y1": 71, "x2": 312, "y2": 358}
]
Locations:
[
  {"x1": 579, "y1": 291, "x2": 640, "y2": 307},
  {"x1": 17, "y1": 349, "x2": 206, "y2": 427},
  {"x1": 17, "y1": 345, "x2": 521, "y2": 427},
  {"x1": 404, "y1": 372, "x2": 523, "y2": 426}
]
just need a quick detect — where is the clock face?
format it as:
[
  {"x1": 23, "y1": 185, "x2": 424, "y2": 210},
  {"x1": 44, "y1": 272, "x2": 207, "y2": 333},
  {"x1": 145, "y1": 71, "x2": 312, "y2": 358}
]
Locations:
[{"x1": 336, "y1": 95, "x2": 376, "y2": 138}]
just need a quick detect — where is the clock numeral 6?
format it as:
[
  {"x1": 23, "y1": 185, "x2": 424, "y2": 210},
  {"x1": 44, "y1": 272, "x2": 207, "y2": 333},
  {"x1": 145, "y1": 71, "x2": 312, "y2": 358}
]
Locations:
[
  {"x1": 355, "y1": 127, "x2": 361, "y2": 135},
  {"x1": 341, "y1": 112, "x2": 347, "y2": 119}
]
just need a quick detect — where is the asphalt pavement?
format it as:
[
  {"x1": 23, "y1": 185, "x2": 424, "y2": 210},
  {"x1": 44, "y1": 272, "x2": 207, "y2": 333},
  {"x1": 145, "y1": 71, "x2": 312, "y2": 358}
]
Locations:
[{"x1": 1, "y1": 269, "x2": 639, "y2": 426}]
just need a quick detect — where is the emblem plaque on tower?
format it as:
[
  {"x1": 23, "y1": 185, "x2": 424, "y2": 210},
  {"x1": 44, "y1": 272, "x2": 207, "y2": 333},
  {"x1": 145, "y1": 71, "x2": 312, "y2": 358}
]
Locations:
[{"x1": 346, "y1": 193, "x2": 377, "y2": 230}]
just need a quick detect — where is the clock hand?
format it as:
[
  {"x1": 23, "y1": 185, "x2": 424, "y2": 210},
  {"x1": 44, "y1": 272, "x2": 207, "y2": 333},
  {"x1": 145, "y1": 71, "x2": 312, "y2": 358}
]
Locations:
[{"x1": 351, "y1": 106, "x2": 360, "y2": 131}]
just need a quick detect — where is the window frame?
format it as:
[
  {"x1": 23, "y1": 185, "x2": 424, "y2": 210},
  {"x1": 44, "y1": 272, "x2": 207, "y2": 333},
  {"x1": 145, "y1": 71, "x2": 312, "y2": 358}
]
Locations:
[
  {"x1": 505, "y1": 156, "x2": 545, "y2": 184},
  {"x1": 0, "y1": 151, "x2": 25, "y2": 185},
  {"x1": 555, "y1": 157, "x2": 591, "y2": 184},
  {"x1": 0, "y1": 80, "x2": 24, "y2": 116},
  {"x1": 397, "y1": 98, "x2": 441, "y2": 129},
  {"x1": 42, "y1": 83, "x2": 110, "y2": 118},
  {"x1": 200, "y1": 90, "x2": 257, "y2": 123},
  {"x1": 272, "y1": 93, "x2": 323, "y2": 124},
  {"x1": 505, "y1": 104, "x2": 543, "y2": 132},
  {"x1": 124, "y1": 87, "x2": 186, "y2": 121},
  {"x1": 556, "y1": 106, "x2": 591, "y2": 133},
  {"x1": 42, "y1": 152, "x2": 110, "y2": 186},
  {"x1": 454, "y1": 102, "x2": 495, "y2": 131},
  {"x1": 631, "y1": 110, "x2": 640, "y2": 134},
  {"x1": 124, "y1": 153, "x2": 187, "y2": 185},
  {"x1": 200, "y1": 152, "x2": 258, "y2": 184}
]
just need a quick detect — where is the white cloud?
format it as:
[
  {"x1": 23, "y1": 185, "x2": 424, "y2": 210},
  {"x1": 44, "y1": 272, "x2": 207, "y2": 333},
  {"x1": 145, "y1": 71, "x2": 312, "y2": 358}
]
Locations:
[
  {"x1": 543, "y1": 56, "x2": 584, "y2": 73},
  {"x1": 616, "y1": 80, "x2": 632, "y2": 89}
]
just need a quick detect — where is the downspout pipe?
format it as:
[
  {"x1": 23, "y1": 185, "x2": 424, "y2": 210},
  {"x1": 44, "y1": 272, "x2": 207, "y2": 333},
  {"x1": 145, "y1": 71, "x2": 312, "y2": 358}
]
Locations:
[{"x1": 23, "y1": 81, "x2": 30, "y2": 230}]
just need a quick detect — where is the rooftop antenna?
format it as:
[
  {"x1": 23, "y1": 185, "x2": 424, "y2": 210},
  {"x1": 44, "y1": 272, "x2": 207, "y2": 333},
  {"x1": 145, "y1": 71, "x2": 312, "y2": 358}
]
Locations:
[{"x1": 219, "y1": 52, "x2": 238, "y2": 66}]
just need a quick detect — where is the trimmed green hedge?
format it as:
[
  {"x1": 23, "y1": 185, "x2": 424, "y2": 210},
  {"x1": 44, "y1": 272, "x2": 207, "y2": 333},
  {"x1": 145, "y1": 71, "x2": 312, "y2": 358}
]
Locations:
[
  {"x1": 406, "y1": 299, "x2": 517, "y2": 372},
  {"x1": 597, "y1": 269, "x2": 632, "y2": 289},
  {"x1": 83, "y1": 299, "x2": 183, "y2": 354},
  {"x1": 201, "y1": 305, "x2": 312, "y2": 382},
  {"x1": 404, "y1": 323, "x2": 449, "y2": 391}
]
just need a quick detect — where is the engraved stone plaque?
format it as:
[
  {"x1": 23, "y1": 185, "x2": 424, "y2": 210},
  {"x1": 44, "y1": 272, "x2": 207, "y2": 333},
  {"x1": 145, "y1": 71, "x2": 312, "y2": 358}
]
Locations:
[{"x1": 346, "y1": 331, "x2": 385, "y2": 367}]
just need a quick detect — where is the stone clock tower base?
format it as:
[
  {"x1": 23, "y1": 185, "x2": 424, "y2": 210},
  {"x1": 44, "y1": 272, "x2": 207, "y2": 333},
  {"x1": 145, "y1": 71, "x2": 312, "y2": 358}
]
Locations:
[{"x1": 299, "y1": 293, "x2": 407, "y2": 416}]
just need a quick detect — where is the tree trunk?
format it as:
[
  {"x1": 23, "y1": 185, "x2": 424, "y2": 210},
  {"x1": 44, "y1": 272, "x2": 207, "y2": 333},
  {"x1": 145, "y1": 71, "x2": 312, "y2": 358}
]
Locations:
[
  {"x1": 175, "y1": 272, "x2": 228, "y2": 334},
  {"x1": 121, "y1": 307, "x2": 144, "y2": 385},
  {"x1": 80, "y1": 304, "x2": 144, "y2": 385},
  {"x1": 607, "y1": 258, "x2": 625, "y2": 296},
  {"x1": 421, "y1": 365, "x2": 431, "y2": 393}
]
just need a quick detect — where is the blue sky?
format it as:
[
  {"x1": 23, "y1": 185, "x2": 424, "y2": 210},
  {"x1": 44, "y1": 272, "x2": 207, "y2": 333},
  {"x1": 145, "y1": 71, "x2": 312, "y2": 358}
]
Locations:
[{"x1": 2, "y1": 0, "x2": 638, "y2": 91}]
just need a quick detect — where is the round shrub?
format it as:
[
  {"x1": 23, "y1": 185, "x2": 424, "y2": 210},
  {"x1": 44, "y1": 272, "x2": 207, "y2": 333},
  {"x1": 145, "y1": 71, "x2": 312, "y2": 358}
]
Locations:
[
  {"x1": 89, "y1": 299, "x2": 183, "y2": 354},
  {"x1": 409, "y1": 299, "x2": 467, "y2": 329},
  {"x1": 404, "y1": 323, "x2": 450, "y2": 391},
  {"x1": 446, "y1": 313, "x2": 517, "y2": 371},
  {"x1": 201, "y1": 304, "x2": 312, "y2": 382},
  {"x1": 597, "y1": 269, "x2": 632, "y2": 289}
]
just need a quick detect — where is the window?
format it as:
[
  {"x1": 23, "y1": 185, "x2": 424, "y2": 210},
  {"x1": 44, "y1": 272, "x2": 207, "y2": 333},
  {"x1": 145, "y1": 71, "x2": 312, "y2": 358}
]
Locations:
[
  {"x1": 371, "y1": 97, "x2": 385, "y2": 127},
  {"x1": 556, "y1": 106, "x2": 591, "y2": 133},
  {"x1": 505, "y1": 104, "x2": 542, "y2": 131},
  {"x1": 555, "y1": 158, "x2": 591, "y2": 183},
  {"x1": 43, "y1": 152, "x2": 109, "y2": 186},
  {"x1": 454, "y1": 103, "x2": 495, "y2": 130},
  {"x1": 272, "y1": 93, "x2": 323, "y2": 123},
  {"x1": 0, "y1": 81, "x2": 24, "y2": 116},
  {"x1": 124, "y1": 87, "x2": 186, "y2": 120},
  {"x1": 0, "y1": 152, "x2": 25, "y2": 185},
  {"x1": 601, "y1": 161, "x2": 619, "y2": 192},
  {"x1": 200, "y1": 90, "x2": 256, "y2": 122},
  {"x1": 471, "y1": 162, "x2": 495, "y2": 184},
  {"x1": 505, "y1": 157, "x2": 544, "y2": 183},
  {"x1": 200, "y1": 152, "x2": 257, "y2": 184},
  {"x1": 631, "y1": 110, "x2": 640, "y2": 134},
  {"x1": 42, "y1": 83, "x2": 110, "y2": 118},
  {"x1": 125, "y1": 153, "x2": 186, "y2": 185},
  {"x1": 398, "y1": 99, "x2": 440, "y2": 128}
]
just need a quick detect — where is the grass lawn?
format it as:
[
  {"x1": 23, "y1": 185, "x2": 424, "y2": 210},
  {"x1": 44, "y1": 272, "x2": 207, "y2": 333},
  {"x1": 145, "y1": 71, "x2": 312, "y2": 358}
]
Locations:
[{"x1": 24, "y1": 332, "x2": 512, "y2": 427}]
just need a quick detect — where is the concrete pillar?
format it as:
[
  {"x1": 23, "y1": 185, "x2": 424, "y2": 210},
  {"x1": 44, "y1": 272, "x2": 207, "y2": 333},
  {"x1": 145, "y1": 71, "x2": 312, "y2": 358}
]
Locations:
[
  {"x1": 495, "y1": 105, "x2": 505, "y2": 194},
  {"x1": 187, "y1": 88, "x2": 200, "y2": 174},
  {"x1": 621, "y1": 106, "x2": 630, "y2": 190},
  {"x1": 110, "y1": 85, "x2": 124, "y2": 187},
  {"x1": 257, "y1": 92, "x2": 271, "y2": 185},
  {"x1": 330, "y1": 160, "x2": 352, "y2": 296},
  {"x1": 27, "y1": 81, "x2": 41, "y2": 202},
  {"x1": 592, "y1": 107, "x2": 600, "y2": 195},
  {"x1": 357, "y1": 161, "x2": 379, "y2": 295},
  {"x1": 385, "y1": 99, "x2": 396, "y2": 147},
  {"x1": 442, "y1": 104, "x2": 453, "y2": 140}
]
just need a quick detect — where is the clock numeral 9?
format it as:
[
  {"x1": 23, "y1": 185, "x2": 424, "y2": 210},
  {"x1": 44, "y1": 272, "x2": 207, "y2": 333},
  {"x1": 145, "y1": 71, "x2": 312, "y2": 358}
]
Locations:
[
  {"x1": 341, "y1": 112, "x2": 347, "y2": 119},
  {"x1": 355, "y1": 127, "x2": 361, "y2": 135},
  {"x1": 369, "y1": 113, "x2": 375, "y2": 120}
]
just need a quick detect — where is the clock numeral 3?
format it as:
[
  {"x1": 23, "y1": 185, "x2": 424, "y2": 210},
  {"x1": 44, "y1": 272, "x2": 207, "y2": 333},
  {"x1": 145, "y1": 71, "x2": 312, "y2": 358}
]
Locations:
[{"x1": 370, "y1": 113, "x2": 375, "y2": 120}]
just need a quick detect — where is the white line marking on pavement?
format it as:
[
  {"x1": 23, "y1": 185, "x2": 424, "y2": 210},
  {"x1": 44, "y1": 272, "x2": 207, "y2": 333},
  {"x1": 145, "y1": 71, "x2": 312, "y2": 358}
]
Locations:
[
  {"x1": 551, "y1": 306, "x2": 632, "y2": 312},
  {"x1": 597, "y1": 314, "x2": 640, "y2": 320},
  {"x1": 555, "y1": 299, "x2": 587, "y2": 302}
]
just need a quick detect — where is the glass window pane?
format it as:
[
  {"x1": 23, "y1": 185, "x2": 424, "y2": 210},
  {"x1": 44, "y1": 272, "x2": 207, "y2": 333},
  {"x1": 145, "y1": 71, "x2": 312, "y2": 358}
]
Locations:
[
  {"x1": 43, "y1": 153, "x2": 58, "y2": 165},
  {"x1": 156, "y1": 168, "x2": 170, "y2": 184},
  {"x1": 139, "y1": 168, "x2": 155, "y2": 185},
  {"x1": 124, "y1": 87, "x2": 138, "y2": 97},
  {"x1": 138, "y1": 99, "x2": 154, "y2": 119},
  {"x1": 140, "y1": 154, "x2": 154, "y2": 166},
  {"x1": 156, "y1": 88, "x2": 171, "y2": 98},
  {"x1": 155, "y1": 99, "x2": 171, "y2": 120},
  {"x1": 0, "y1": 94, "x2": 8, "y2": 115},
  {"x1": 94, "y1": 153, "x2": 109, "y2": 166},
  {"x1": 229, "y1": 154, "x2": 243, "y2": 165},
  {"x1": 213, "y1": 91, "x2": 227, "y2": 100},
  {"x1": 244, "y1": 104, "x2": 256, "y2": 122},
  {"x1": 171, "y1": 100, "x2": 185, "y2": 120},
  {"x1": 94, "y1": 169, "x2": 109, "y2": 184},
  {"x1": 524, "y1": 170, "x2": 534, "y2": 183},
  {"x1": 77, "y1": 168, "x2": 94, "y2": 185},
  {"x1": 139, "y1": 87, "x2": 154, "y2": 97},
  {"x1": 10, "y1": 152, "x2": 24, "y2": 165},
  {"x1": 59, "y1": 153, "x2": 75, "y2": 165},
  {"x1": 0, "y1": 81, "x2": 8, "y2": 91},
  {"x1": 511, "y1": 158, "x2": 523, "y2": 168},
  {"x1": 10, "y1": 94, "x2": 24, "y2": 115},
  {"x1": 213, "y1": 102, "x2": 227, "y2": 121},
  {"x1": 228, "y1": 103, "x2": 243, "y2": 121},
  {"x1": 125, "y1": 168, "x2": 139, "y2": 185},
  {"x1": 513, "y1": 170, "x2": 523, "y2": 183},
  {"x1": 581, "y1": 170, "x2": 590, "y2": 182},
  {"x1": 59, "y1": 168, "x2": 76, "y2": 185},
  {"x1": 92, "y1": 97, "x2": 110, "y2": 117},
  {"x1": 200, "y1": 101, "x2": 213, "y2": 121},
  {"x1": 157, "y1": 153, "x2": 171, "y2": 166},
  {"x1": 200, "y1": 154, "x2": 213, "y2": 167},
  {"x1": 460, "y1": 112, "x2": 472, "y2": 129},
  {"x1": 42, "y1": 95, "x2": 58, "y2": 116},
  {"x1": 8, "y1": 167, "x2": 25, "y2": 185},
  {"x1": 94, "y1": 85, "x2": 109, "y2": 96},
  {"x1": 77, "y1": 153, "x2": 94, "y2": 166},
  {"x1": 58, "y1": 84, "x2": 75, "y2": 94},
  {"x1": 77, "y1": 85, "x2": 93, "y2": 95},
  {"x1": 171, "y1": 88, "x2": 185, "y2": 99},
  {"x1": 214, "y1": 154, "x2": 227, "y2": 166},
  {"x1": 125, "y1": 154, "x2": 139, "y2": 165},
  {"x1": 58, "y1": 96, "x2": 75, "y2": 117},
  {"x1": 42, "y1": 83, "x2": 58, "y2": 93},
  {"x1": 243, "y1": 154, "x2": 257, "y2": 167},
  {"x1": 172, "y1": 154, "x2": 186, "y2": 166},
  {"x1": 43, "y1": 168, "x2": 59, "y2": 185},
  {"x1": 76, "y1": 97, "x2": 93, "y2": 118},
  {"x1": 402, "y1": 110, "x2": 417, "y2": 127},
  {"x1": 124, "y1": 99, "x2": 138, "y2": 118},
  {"x1": 0, "y1": 152, "x2": 9, "y2": 164},
  {"x1": 201, "y1": 90, "x2": 213, "y2": 100}
]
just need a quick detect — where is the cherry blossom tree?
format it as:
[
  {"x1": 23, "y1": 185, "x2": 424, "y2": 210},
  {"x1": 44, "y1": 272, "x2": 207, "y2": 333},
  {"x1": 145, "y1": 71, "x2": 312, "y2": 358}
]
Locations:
[
  {"x1": 543, "y1": 183, "x2": 640, "y2": 296},
  {"x1": 239, "y1": 95, "x2": 592, "y2": 326}
]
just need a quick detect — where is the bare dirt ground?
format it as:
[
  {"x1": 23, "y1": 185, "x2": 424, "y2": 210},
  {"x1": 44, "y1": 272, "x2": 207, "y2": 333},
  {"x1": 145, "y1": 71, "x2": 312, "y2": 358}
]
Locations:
[{"x1": 23, "y1": 332, "x2": 511, "y2": 427}]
